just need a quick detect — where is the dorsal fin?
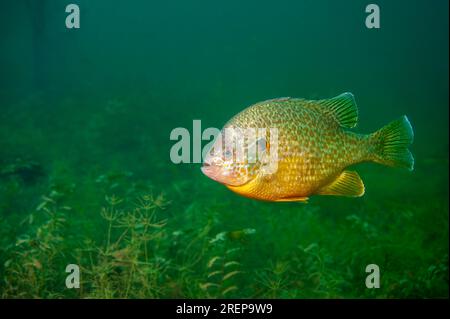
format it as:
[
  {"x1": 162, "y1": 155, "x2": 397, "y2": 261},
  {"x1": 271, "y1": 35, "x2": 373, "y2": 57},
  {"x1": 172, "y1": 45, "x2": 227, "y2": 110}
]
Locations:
[{"x1": 315, "y1": 92, "x2": 358, "y2": 128}]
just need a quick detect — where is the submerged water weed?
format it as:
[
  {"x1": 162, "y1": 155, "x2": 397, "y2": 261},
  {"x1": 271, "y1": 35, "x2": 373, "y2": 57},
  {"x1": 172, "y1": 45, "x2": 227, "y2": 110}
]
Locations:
[
  {"x1": 0, "y1": 188, "x2": 171, "y2": 298},
  {"x1": 1, "y1": 192, "x2": 70, "y2": 298},
  {"x1": 164, "y1": 214, "x2": 216, "y2": 298},
  {"x1": 198, "y1": 228, "x2": 257, "y2": 298},
  {"x1": 254, "y1": 260, "x2": 291, "y2": 298},
  {"x1": 200, "y1": 248, "x2": 242, "y2": 298},
  {"x1": 78, "y1": 193, "x2": 169, "y2": 298}
]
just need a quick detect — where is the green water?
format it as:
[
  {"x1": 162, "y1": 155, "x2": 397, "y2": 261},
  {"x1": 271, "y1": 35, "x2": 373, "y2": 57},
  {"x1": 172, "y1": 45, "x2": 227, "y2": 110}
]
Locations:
[{"x1": 0, "y1": 0, "x2": 448, "y2": 298}]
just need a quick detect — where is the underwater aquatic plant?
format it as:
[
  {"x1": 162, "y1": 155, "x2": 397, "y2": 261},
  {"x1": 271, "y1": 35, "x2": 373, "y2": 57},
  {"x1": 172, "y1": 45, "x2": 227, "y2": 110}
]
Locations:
[
  {"x1": 1, "y1": 191, "x2": 70, "y2": 298},
  {"x1": 77, "y1": 193, "x2": 170, "y2": 298},
  {"x1": 197, "y1": 228, "x2": 258, "y2": 298},
  {"x1": 254, "y1": 260, "x2": 291, "y2": 298},
  {"x1": 199, "y1": 247, "x2": 242, "y2": 298}
]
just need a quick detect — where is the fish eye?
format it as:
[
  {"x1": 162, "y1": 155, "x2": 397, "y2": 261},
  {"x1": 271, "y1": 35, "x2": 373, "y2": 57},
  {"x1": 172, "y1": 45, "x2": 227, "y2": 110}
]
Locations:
[{"x1": 224, "y1": 149, "x2": 232, "y2": 157}]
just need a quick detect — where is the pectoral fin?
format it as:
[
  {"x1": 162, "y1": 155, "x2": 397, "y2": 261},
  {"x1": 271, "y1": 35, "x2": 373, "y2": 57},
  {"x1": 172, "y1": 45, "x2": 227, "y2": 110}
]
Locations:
[{"x1": 316, "y1": 170, "x2": 365, "y2": 197}]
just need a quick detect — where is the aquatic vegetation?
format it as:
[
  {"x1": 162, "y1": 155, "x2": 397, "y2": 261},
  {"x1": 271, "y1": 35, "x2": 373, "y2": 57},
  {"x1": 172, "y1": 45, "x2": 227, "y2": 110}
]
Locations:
[
  {"x1": 199, "y1": 234, "x2": 250, "y2": 298},
  {"x1": 255, "y1": 261, "x2": 292, "y2": 298},
  {"x1": 1, "y1": 191, "x2": 70, "y2": 298},
  {"x1": 1, "y1": 189, "x2": 172, "y2": 298},
  {"x1": 76, "y1": 194, "x2": 170, "y2": 298}
]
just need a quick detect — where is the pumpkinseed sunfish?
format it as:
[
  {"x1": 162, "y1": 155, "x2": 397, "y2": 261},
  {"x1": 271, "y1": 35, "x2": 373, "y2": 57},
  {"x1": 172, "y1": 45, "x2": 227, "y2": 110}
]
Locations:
[{"x1": 201, "y1": 92, "x2": 414, "y2": 202}]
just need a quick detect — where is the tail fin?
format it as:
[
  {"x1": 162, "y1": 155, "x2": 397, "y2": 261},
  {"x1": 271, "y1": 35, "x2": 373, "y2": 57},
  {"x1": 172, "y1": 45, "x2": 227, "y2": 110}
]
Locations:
[{"x1": 370, "y1": 115, "x2": 414, "y2": 171}]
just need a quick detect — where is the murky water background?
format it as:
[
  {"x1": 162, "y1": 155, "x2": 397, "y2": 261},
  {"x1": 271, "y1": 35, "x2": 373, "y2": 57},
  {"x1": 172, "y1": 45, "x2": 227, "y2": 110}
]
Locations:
[{"x1": 0, "y1": 0, "x2": 448, "y2": 298}]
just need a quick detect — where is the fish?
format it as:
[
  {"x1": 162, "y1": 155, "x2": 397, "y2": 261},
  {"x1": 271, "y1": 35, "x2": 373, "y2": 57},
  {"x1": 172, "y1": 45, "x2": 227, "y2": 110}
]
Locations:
[{"x1": 201, "y1": 92, "x2": 414, "y2": 202}]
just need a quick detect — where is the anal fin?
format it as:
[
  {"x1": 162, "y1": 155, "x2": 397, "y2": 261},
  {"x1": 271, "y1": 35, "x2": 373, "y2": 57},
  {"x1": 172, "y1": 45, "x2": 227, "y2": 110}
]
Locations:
[{"x1": 316, "y1": 170, "x2": 365, "y2": 197}]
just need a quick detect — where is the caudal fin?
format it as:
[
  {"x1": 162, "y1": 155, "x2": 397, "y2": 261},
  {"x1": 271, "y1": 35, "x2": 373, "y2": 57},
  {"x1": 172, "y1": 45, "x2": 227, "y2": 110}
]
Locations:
[{"x1": 370, "y1": 115, "x2": 414, "y2": 171}]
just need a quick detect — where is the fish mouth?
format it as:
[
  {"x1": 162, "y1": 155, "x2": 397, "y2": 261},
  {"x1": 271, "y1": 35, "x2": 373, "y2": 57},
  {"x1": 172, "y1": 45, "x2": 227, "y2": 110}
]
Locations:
[
  {"x1": 201, "y1": 162, "x2": 250, "y2": 187},
  {"x1": 201, "y1": 162, "x2": 229, "y2": 185},
  {"x1": 201, "y1": 162, "x2": 217, "y2": 179}
]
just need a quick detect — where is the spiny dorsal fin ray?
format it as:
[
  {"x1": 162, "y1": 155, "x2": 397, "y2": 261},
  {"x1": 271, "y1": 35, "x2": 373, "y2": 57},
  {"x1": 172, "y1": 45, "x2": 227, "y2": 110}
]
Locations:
[
  {"x1": 315, "y1": 92, "x2": 358, "y2": 128},
  {"x1": 316, "y1": 170, "x2": 365, "y2": 197}
]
